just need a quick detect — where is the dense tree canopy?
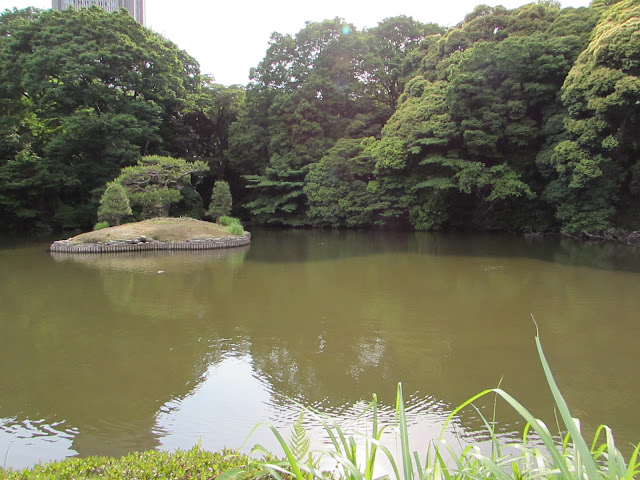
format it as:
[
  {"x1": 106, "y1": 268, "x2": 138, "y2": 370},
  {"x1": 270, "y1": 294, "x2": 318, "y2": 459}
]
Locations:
[
  {"x1": 540, "y1": 0, "x2": 640, "y2": 232},
  {"x1": 115, "y1": 156, "x2": 208, "y2": 218},
  {"x1": 0, "y1": 7, "x2": 208, "y2": 229},
  {"x1": 1, "y1": 1, "x2": 638, "y2": 235}
]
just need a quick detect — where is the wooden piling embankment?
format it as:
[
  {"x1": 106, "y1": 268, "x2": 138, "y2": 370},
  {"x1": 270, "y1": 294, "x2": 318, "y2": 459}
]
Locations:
[{"x1": 49, "y1": 234, "x2": 251, "y2": 254}]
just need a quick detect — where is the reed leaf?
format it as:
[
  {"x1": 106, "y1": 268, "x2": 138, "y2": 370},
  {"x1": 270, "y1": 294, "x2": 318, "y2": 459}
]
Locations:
[
  {"x1": 625, "y1": 443, "x2": 640, "y2": 480},
  {"x1": 245, "y1": 331, "x2": 638, "y2": 480},
  {"x1": 533, "y1": 328, "x2": 600, "y2": 479},
  {"x1": 395, "y1": 383, "x2": 413, "y2": 480},
  {"x1": 365, "y1": 394, "x2": 381, "y2": 480}
]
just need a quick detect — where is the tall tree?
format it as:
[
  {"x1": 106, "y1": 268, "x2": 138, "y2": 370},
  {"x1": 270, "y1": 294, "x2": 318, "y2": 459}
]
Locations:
[
  {"x1": 304, "y1": 138, "x2": 383, "y2": 228},
  {"x1": 97, "y1": 181, "x2": 132, "y2": 226},
  {"x1": 231, "y1": 17, "x2": 435, "y2": 226},
  {"x1": 0, "y1": 7, "x2": 202, "y2": 229},
  {"x1": 116, "y1": 156, "x2": 208, "y2": 218},
  {"x1": 369, "y1": 2, "x2": 598, "y2": 231},
  {"x1": 540, "y1": 0, "x2": 640, "y2": 232},
  {"x1": 206, "y1": 181, "x2": 232, "y2": 222}
]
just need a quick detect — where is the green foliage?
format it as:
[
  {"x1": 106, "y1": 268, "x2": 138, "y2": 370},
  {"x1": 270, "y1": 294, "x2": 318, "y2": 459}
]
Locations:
[
  {"x1": 289, "y1": 412, "x2": 311, "y2": 463},
  {"x1": 171, "y1": 183, "x2": 204, "y2": 219},
  {"x1": 115, "y1": 156, "x2": 208, "y2": 219},
  {"x1": 231, "y1": 15, "x2": 437, "y2": 227},
  {"x1": 97, "y1": 181, "x2": 132, "y2": 226},
  {"x1": 304, "y1": 138, "x2": 384, "y2": 228},
  {"x1": 219, "y1": 215, "x2": 241, "y2": 226},
  {"x1": 249, "y1": 333, "x2": 640, "y2": 480},
  {"x1": 207, "y1": 180, "x2": 233, "y2": 222},
  {"x1": 1, "y1": 446, "x2": 264, "y2": 480},
  {"x1": 363, "y1": 3, "x2": 600, "y2": 231},
  {"x1": 0, "y1": 7, "x2": 203, "y2": 230},
  {"x1": 2, "y1": 1, "x2": 638, "y2": 234},
  {"x1": 227, "y1": 222, "x2": 244, "y2": 236},
  {"x1": 215, "y1": 214, "x2": 244, "y2": 236},
  {"x1": 539, "y1": 0, "x2": 640, "y2": 232},
  {"x1": 93, "y1": 221, "x2": 110, "y2": 230}
]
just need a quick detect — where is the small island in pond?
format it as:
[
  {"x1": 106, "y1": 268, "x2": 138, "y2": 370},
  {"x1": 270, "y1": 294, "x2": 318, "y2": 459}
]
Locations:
[{"x1": 50, "y1": 217, "x2": 250, "y2": 253}]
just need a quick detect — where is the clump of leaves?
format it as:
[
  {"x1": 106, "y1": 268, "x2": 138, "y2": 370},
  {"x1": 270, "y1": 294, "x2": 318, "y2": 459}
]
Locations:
[
  {"x1": 219, "y1": 216, "x2": 242, "y2": 226},
  {"x1": 1, "y1": 446, "x2": 263, "y2": 480},
  {"x1": 93, "y1": 221, "x2": 110, "y2": 231},
  {"x1": 228, "y1": 223, "x2": 245, "y2": 236}
]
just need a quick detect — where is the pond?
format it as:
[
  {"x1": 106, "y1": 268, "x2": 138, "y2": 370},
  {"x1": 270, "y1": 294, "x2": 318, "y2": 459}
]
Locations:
[{"x1": 1, "y1": 229, "x2": 639, "y2": 470}]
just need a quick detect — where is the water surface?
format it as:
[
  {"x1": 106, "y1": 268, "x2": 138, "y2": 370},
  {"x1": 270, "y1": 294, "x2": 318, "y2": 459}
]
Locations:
[{"x1": 1, "y1": 230, "x2": 639, "y2": 470}]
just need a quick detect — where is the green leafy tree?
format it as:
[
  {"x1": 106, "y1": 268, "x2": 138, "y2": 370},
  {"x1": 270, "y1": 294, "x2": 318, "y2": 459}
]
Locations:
[
  {"x1": 206, "y1": 180, "x2": 232, "y2": 222},
  {"x1": 304, "y1": 138, "x2": 383, "y2": 227},
  {"x1": 0, "y1": 7, "x2": 203, "y2": 229},
  {"x1": 231, "y1": 17, "x2": 434, "y2": 226},
  {"x1": 540, "y1": 0, "x2": 640, "y2": 232},
  {"x1": 97, "y1": 181, "x2": 132, "y2": 226},
  {"x1": 368, "y1": 3, "x2": 596, "y2": 231},
  {"x1": 183, "y1": 79, "x2": 245, "y2": 177},
  {"x1": 116, "y1": 156, "x2": 208, "y2": 218}
]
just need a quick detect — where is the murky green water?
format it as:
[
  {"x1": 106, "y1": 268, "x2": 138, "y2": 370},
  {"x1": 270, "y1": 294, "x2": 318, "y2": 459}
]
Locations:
[{"x1": 1, "y1": 229, "x2": 639, "y2": 470}]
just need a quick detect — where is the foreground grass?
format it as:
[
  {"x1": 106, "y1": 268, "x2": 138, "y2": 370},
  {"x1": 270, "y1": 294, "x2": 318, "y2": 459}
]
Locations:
[
  {"x1": 69, "y1": 217, "x2": 244, "y2": 244},
  {"x1": 249, "y1": 331, "x2": 640, "y2": 480},
  {"x1": 0, "y1": 447, "x2": 265, "y2": 480}
]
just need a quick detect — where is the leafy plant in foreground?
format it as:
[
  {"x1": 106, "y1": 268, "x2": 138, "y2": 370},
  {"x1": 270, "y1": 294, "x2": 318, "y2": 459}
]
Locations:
[
  {"x1": 248, "y1": 329, "x2": 640, "y2": 480},
  {"x1": 1, "y1": 446, "x2": 263, "y2": 480}
]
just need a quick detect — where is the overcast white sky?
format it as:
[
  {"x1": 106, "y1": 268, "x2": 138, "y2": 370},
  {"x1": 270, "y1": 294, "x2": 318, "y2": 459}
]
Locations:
[{"x1": 2, "y1": 0, "x2": 591, "y2": 85}]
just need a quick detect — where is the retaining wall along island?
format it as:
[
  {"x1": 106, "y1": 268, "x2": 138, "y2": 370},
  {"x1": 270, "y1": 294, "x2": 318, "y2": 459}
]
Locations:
[{"x1": 50, "y1": 233, "x2": 251, "y2": 253}]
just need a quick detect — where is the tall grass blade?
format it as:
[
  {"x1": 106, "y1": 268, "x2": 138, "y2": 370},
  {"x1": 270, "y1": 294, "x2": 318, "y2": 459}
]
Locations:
[
  {"x1": 395, "y1": 383, "x2": 413, "y2": 480},
  {"x1": 440, "y1": 387, "x2": 575, "y2": 477},
  {"x1": 363, "y1": 435, "x2": 403, "y2": 480},
  {"x1": 365, "y1": 394, "x2": 381, "y2": 480},
  {"x1": 533, "y1": 325, "x2": 600, "y2": 479},
  {"x1": 625, "y1": 442, "x2": 640, "y2": 480}
]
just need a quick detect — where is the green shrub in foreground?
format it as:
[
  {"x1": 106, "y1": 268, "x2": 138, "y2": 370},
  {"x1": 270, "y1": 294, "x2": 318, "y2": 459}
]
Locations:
[
  {"x1": 228, "y1": 223, "x2": 244, "y2": 236},
  {"x1": 1, "y1": 446, "x2": 263, "y2": 480},
  {"x1": 219, "y1": 216, "x2": 241, "y2": 226},
  {"x1": 93, "y1": 221, "x2": 110, "y2": 231}
]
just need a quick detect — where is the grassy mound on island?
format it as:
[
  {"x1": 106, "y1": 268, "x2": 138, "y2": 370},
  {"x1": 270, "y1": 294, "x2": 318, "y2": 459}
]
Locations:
[{"x1": 69, "y1": 217, "x2": 244, "y2": 244}]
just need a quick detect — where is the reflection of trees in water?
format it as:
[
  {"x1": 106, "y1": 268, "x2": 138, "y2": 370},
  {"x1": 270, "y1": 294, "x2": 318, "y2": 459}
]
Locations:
[
  {"x1": 248, "y1": 228, "x2": 410, "y2": 263},
  {"x1": 51, "y1": 246, "x2": 249, "y2": 272},
  {"x1": 3, "y1": 247, "x2": 249, "y2": 458},
  {"x1": 234, "y1": 233, "x2": 640, "y2": 448},
  {"x1": 553, "y1": 238, "x2": 640, "y2": 272},
  {"x1": 408, "y1": 233, "x2": 640, "y2": 273},
  {"x1": 57, "y1": 234, "x2": 640, "y2": 450}
]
